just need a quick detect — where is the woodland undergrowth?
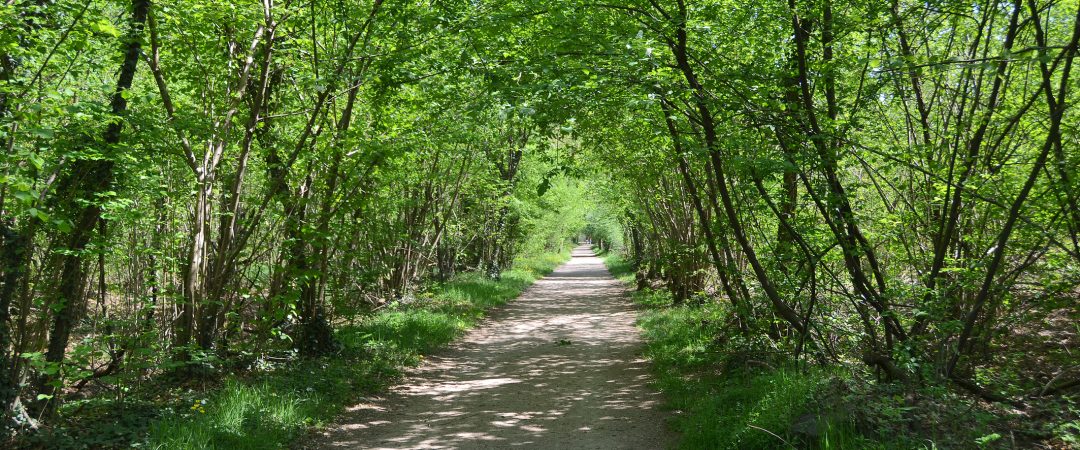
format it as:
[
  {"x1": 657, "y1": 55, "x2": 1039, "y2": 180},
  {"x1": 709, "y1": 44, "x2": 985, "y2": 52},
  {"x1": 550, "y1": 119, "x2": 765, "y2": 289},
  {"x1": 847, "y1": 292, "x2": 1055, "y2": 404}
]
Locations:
[
  {"x1": 603, "y1": 252, "x2": 1079, "y2": 450},
  {"x1": 16, "y1": 252, "x2": 567, "y2": 449}
]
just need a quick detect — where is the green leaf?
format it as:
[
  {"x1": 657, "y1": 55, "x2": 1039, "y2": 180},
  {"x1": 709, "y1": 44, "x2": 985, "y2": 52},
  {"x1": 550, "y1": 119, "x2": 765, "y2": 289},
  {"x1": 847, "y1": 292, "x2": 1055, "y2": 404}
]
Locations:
[
  {"x1": 537, "y1": 178, "x2": 551, "y2": 197},
  {"x1": 92, "y1": 19, "x2": 121, "y2": 38},
  {"x1": 29, "y1": 127, "x2": 54, "y2": 139},
  {"x1": 13, "y1": 191, "x2": 33, "y2": 204},
  {"x1": 28, "y1": 208, "x2": 49, "y2": 221},
  {"x1": 975, "y1": 433, "x2": 1001, "y2": 446},
  {"x1": 53, "y1": 219, "x2": 74, "y2": 233}
]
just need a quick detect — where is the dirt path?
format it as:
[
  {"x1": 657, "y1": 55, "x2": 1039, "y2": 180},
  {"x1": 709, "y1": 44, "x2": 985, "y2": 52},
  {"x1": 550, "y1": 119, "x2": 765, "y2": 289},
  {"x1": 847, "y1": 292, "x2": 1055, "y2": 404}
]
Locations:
[{"x1": 310, "y1": 245, "x2": 673, "y2": 449}]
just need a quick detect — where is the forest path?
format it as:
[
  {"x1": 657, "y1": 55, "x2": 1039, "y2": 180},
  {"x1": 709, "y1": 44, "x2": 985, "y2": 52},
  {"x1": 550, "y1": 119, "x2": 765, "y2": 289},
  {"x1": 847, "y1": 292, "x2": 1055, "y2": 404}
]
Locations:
[{"x1": 309, "y1": 245, "x2": 673, "y2": 449}]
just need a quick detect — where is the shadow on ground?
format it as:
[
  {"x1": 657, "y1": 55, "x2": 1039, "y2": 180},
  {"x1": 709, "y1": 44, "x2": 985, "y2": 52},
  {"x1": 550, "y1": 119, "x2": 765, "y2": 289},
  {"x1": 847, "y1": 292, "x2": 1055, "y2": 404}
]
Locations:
[{"x1": 306, "y1": 246, "x2": 672, "y2": 449}]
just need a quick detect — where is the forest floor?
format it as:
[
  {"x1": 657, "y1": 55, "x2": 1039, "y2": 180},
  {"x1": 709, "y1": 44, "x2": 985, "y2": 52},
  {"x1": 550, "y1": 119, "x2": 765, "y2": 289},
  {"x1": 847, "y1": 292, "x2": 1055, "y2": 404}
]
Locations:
[{"x1": 305, "y1": 245, "x2": 674, "y2": 449}]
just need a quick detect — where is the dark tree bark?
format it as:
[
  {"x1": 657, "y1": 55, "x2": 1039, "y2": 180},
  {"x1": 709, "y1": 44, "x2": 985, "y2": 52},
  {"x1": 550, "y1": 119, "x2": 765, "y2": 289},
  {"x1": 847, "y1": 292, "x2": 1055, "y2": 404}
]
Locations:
[
  {"x1": 0, "y1": 223, "x2": 27, "y2": 433},
  {"x1": 665, "y1": 0, "x2": 806, "y2": 334},
  {"x1": 949, "y1": 0, "x2": 1080, "y2": 376},
  {"x1": 484, "y1": 127, "x2": 526, "y2": 280},
  {"x1": 31, "y1": 0, "x2": 149, "y2": 418},
  {"x1": 658, "y1": 99, "x2": 748, "y2": 330}
]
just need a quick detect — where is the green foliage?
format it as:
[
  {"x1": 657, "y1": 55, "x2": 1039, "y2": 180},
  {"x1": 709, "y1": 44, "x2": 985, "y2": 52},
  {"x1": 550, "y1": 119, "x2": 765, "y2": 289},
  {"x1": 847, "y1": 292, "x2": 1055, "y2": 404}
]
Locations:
[
  {"x1": 2, "y1": 0, "x2": 1078, "y2": 446},
  {"x1": 513, "y1": 154, "x2": 593, "y2": 255}
]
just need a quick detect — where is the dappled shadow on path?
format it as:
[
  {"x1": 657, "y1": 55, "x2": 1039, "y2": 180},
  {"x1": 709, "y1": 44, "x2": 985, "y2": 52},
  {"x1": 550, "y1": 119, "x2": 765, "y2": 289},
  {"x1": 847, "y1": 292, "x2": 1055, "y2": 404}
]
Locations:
[{"x1": 309, "y1": 245, "x2": 671, "y2": 449}]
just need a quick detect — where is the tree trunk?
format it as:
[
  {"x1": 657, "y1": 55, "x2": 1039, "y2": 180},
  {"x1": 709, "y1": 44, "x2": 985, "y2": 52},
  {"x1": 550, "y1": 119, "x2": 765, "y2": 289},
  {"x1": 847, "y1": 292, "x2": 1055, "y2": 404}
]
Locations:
[
  {"x1": 32, "y1": 0, "x2": 149, "y2": 417},
  {"x1": 0, "y1": 223, "x2": 26, "y2": 432}
]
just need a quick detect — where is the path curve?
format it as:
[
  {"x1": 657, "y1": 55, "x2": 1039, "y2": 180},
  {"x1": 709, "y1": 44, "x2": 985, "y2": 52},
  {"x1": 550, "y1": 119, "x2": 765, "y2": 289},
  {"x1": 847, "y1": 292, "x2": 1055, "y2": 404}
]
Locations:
[{"x1": 310, "y1": 245, "x2": 673, "y2": 449}]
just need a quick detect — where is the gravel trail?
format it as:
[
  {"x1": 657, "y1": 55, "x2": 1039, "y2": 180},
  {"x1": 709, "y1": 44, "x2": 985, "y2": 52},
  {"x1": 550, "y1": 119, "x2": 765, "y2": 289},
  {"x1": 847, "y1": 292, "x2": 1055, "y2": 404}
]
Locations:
[{"x1": 310, "y1": 245, "x2": 673, "y2": 449}]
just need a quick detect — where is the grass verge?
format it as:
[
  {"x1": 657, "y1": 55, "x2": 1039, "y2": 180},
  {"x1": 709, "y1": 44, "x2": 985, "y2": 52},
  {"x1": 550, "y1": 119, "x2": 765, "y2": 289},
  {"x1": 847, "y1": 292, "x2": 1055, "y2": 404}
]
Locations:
[
  {"x1": 603, "y1": 252, "x2": 902, "y2": 450},
  {"x1": 145, "y1": 251, "x2": 568, "y2": 449}
]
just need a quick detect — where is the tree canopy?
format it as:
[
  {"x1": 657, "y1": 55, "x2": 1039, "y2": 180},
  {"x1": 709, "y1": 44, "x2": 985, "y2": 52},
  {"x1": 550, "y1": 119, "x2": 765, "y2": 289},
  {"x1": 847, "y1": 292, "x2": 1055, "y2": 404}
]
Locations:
[{"x1": 1, "y1": 0, "x2": 1078, "y2": 446}]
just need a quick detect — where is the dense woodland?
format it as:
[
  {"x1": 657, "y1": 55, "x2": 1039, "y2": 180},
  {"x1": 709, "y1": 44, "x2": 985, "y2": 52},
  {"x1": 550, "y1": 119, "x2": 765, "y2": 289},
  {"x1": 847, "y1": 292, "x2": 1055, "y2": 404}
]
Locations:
[{"x1": 0, "y1": 0, "x2": 1078, "y2": 447}]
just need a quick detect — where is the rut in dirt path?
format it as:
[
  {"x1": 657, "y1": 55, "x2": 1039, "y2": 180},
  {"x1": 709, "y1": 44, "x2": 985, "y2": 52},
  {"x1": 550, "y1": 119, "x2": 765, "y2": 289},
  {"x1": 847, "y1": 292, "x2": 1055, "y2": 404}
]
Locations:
[{"x1": 312, "y1": 245, "x2": 674, "y2": 449}]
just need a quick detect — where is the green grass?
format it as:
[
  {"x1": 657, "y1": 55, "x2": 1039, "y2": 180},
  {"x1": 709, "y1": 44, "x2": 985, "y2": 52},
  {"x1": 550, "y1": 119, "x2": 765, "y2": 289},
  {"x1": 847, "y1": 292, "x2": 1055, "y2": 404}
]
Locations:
[
  {"x1": 145, "y1": 251, "x2": 568, "y2": 449},
  {"x1": 603, "y1": 249, "x2": 635, "y2": 282},
  {"x1": 603, "y1": 252, "x2": 906, "y2": 450}
]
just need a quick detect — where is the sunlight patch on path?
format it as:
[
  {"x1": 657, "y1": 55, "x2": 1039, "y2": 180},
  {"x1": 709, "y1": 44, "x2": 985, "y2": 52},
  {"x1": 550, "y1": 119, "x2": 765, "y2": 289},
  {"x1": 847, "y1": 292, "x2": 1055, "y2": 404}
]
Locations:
[{"x1": 309, "y1": 245, "x2": 673, "y2": 449}]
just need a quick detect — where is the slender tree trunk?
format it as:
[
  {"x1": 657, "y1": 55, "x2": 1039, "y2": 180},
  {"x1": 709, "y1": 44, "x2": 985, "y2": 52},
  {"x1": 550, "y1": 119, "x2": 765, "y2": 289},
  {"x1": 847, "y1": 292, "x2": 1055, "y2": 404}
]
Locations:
[
  {"x1": 949, "y1": 0, "x2": 1080, "y2": 376},
  {"x1": 667, "y1": 0, "x2": 805, "y2": 333},
  {"x1": 0, "y1": 223, "x2": 26, "y2": 432},
  {"x1": 293, "y1": 84, "x2": 361, "y2": 356},
  {"x1": 911, "y1": 0, "x2": 1023, "y2": 338},
  {"x1": 659, "y1": 100, "x2": 747, "y2": 329},
  {"x1": 32, "y1": 0, "x2": 149, "y2": 417}
]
